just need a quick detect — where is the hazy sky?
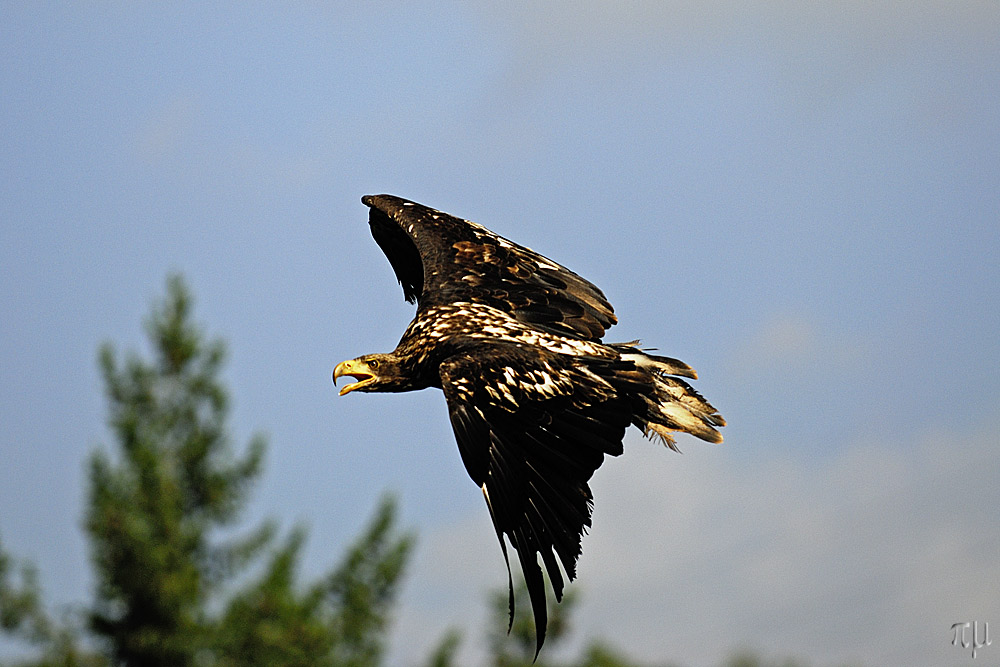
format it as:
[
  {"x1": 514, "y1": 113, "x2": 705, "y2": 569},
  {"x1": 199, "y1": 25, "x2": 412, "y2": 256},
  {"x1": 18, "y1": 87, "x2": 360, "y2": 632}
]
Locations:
[{"x1": 2, "y1": 3, "x2": 998, "y2": 666}]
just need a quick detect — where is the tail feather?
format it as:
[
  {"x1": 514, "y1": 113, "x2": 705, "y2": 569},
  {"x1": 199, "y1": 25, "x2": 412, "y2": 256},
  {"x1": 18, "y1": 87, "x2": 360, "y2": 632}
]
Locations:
[
  {"x1": 614, "y1": 345, "x2": 699, "y2": 379},
  {"x1": 613, "y1": 347, "x2": 725, "y2": 447}
]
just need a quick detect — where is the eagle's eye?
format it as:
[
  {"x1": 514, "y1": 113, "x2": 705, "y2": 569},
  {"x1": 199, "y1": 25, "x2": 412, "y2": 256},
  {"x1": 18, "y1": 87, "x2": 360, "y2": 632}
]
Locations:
[{"x1": 369, "y1": 359, "x2": 380, "y2": 370}]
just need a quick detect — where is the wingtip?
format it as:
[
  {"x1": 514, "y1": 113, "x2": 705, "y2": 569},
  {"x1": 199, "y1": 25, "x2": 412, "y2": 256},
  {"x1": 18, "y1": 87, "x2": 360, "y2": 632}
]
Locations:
[
  {"x1": 361, "y1": 193, "x2": 390, "y2": 208},
  {"x1": 362, "y1": 193, "x2": 413, "y2": 211},
  {"x1": 507, "y1": 580, "x2": 515, "y2": 634},
  {"x1": 533, "y1": 634, "x2": 545, "y2": 662}
]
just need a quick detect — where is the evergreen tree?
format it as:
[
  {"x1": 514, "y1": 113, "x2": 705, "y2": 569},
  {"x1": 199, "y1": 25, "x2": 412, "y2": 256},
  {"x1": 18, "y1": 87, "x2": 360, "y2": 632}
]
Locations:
[
  {"x1": 0, "y1": 538, "x2": 47, "y2": 646},
  {"x1": 214, "y1": 496, "x2": 412, "y2": 667},
  {"x1": 2, "y1": 532, "x2": 106, "y2": 666},
  {"x1": 86, "y1": 275, "x2": 271, "y2": 666}
]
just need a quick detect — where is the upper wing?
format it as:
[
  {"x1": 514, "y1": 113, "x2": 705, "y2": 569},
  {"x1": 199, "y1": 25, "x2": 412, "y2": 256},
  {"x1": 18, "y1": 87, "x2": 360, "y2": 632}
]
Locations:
[
  {"x1": 438, "y1": 343, "x2": 632, "y2": 657},
  {"x1": 363, "y1": 194, "x2": 617, "y2": 341}
]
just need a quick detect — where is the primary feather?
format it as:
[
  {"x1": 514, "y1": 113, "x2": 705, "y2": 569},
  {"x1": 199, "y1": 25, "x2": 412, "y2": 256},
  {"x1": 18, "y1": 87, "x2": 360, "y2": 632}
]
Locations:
[{"x1": 334, "y1": 195, "x2": 725, "y2": 657}]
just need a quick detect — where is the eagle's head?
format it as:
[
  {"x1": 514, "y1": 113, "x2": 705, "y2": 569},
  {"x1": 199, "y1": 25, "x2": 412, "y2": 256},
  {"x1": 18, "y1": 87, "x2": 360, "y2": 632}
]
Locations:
[{"x1": 333, "y1": 353, "x2": 410, "y2": 395}]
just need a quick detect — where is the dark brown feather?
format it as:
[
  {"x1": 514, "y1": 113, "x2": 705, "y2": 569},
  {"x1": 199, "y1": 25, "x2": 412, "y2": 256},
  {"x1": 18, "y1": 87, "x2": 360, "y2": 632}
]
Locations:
[
  {"x1": 363, "y1": 194, "x2": 617, "y2": 341},
  {"x1": 439, "y1": 345, "x2": 632, "y2": 656}
]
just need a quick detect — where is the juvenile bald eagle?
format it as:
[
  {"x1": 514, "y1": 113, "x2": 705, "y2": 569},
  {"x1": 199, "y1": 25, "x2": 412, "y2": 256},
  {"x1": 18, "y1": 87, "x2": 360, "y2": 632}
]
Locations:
[{"x1": 334, "y1": 195, "x2": 724, "y2": 656}]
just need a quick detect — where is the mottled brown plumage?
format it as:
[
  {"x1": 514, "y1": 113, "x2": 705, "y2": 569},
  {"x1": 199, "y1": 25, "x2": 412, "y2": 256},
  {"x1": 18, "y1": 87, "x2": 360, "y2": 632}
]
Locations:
[{"x1": 334, "y1": 195, "x2": 724, "y2": 657}]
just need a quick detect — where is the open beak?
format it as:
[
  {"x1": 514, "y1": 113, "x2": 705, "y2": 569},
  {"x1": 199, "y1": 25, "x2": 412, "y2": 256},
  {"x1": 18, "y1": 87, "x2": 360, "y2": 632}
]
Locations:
[{"x1": 333, "y1": 360, "x2": 375, "y2": 396}]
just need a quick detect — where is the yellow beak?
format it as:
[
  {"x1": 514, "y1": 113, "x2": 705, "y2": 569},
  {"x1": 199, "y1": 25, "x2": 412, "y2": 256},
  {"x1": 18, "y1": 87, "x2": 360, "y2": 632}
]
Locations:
[{"x1": 333, "y1": 359, "x2": 375, "y2": 396}]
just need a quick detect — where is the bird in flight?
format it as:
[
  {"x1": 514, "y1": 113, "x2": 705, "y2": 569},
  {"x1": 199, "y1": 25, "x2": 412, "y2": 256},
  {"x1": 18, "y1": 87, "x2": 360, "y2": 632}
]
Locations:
[{"x1": 334, "y1": 195, "x2": 724, "y2": 657}]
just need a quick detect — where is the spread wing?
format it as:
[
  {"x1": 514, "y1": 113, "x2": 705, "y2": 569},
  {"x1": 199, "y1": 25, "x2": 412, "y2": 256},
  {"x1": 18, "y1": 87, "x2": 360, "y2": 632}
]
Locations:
[
  {"x1": 362, "y1": 194, "x2": 617, "y2": 341},
  {"x1": 438, "y1": 343, "x2": 632, "y2": 657}
]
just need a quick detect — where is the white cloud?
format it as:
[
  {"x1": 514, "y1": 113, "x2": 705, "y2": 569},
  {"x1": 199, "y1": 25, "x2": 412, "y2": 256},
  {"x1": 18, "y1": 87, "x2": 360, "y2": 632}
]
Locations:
[
  {"x1": 725, "y1": 313, "x2": 869, "y2": 379},
  {"x1": 390, "y1": 412, "x2": 1000, "y2": 666},
  {"x1": 731, "y1": 314, "x2": 819, "y2": 372}
]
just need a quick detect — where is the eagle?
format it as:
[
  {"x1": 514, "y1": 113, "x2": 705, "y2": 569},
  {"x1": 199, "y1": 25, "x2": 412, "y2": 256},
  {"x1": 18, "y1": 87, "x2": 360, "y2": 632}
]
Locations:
[{"x1": 334, "y1": 195, "x2": 724, "y2": 656}]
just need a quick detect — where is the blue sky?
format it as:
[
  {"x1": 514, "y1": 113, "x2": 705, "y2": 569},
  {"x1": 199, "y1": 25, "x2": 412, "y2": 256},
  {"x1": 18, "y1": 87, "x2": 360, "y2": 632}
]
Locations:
[{"x1": 2, "y1": 3, "x2": 998, "y2": 665}]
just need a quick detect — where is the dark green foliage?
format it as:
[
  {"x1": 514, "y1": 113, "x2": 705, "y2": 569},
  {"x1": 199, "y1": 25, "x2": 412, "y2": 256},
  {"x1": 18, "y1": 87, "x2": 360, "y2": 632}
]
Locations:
[
  {"x1": 324, "y1": 497, "x2": 414, "y2": 667},
  {"x1": 214, "y1": 527, "x2": 333, "y2": 667},
  {"x1": 575, "y1": 642, "x2": 654, "y2": 667},
  {"x1": 86, "y1": 276, "x2": 269, "y2": 667},
  {"x1": 213, "y1": 497, "x2": 413, "y2": 667},
  {"x1": 424, "y1": 629, "x2": 463, "y2": 667},
  {"x1": 0, "y1": 536, "x2": 105, "y2": 666},
  {"x1": 0, "y1": 541, "x2": 46, "y2": 643},
  {"x1": 721, "y1": 650, "x2": 818, "y2": 667}
]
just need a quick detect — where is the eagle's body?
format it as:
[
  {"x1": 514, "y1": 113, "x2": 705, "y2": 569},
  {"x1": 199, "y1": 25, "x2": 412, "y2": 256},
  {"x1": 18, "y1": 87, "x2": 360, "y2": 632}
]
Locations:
[{"x1": 335, "y1": 195, "x2": 724, "y2": 656}]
